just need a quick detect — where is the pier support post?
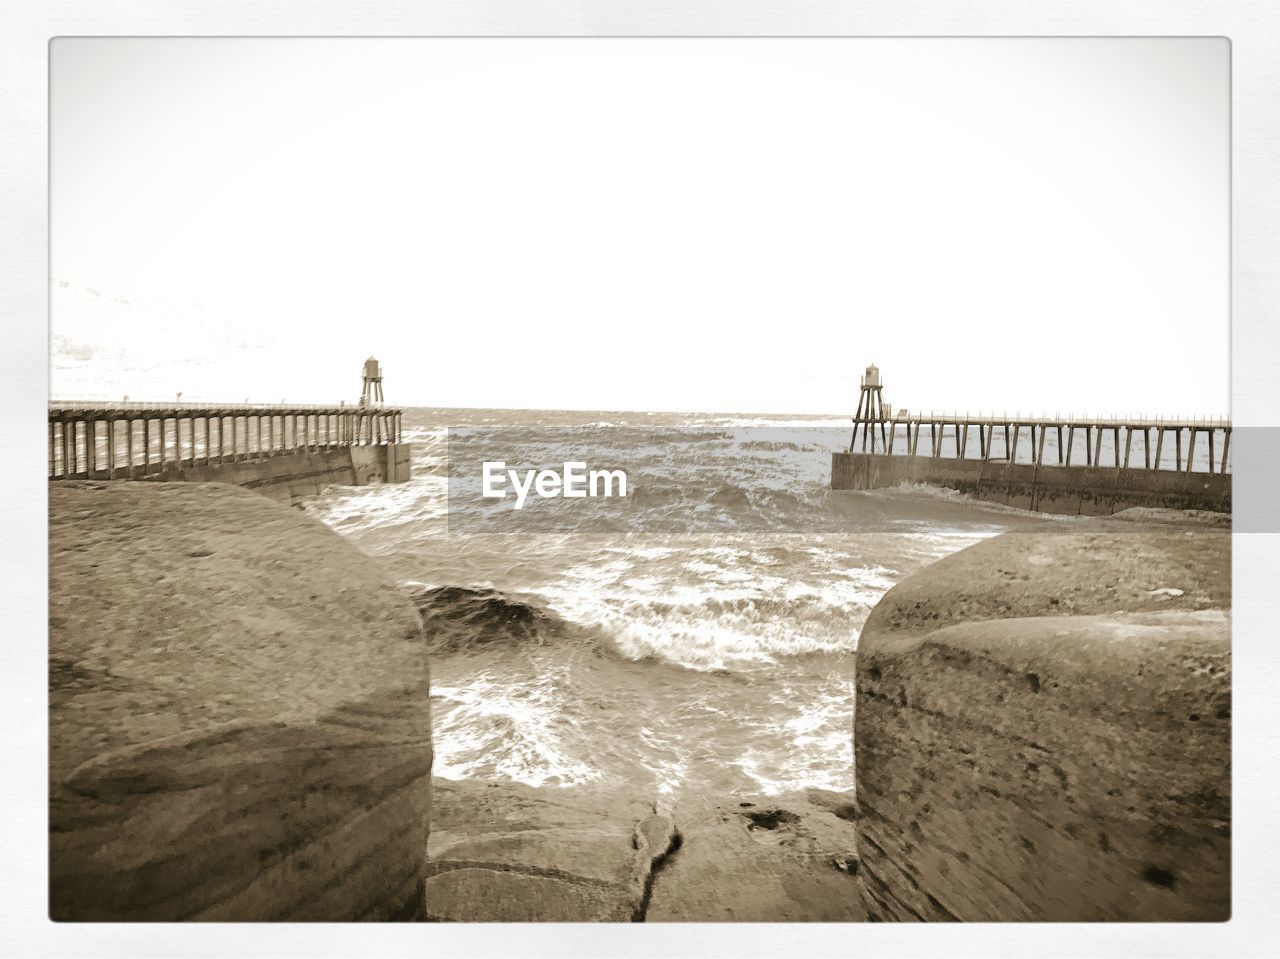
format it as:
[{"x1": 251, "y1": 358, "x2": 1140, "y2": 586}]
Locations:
[
  {"x1": 61, "y1": 417, "x2": 70, "y2": 478},
  {"x1": 1186, "y1": 429, "x2": 1197, "y2": 474},
  {"x1": 1221, "y1": 429, "x2": 1231, "y2": 474},
  {"x1": 85, "y1": 419, "x2": 96, "y2": 477},
  {"x1": 850, "y1": 391, "x2": 865, "y2": 452}
]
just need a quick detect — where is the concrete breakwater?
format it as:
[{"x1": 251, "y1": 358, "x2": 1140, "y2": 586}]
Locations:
[
  {"x1": 833, "y1": 451, "x2": 1231, "y2": 515},
  {"x1": 49, "y1": 482, "x2": 432, "y2": 920},
  {"x1": 853, "y1": 516, "x2": 1231, "y2": 921}
]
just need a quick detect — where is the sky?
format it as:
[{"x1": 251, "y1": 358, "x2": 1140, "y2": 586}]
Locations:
[{"x1": 50, "y1": 38, "x2": 1229, "y2": 416}]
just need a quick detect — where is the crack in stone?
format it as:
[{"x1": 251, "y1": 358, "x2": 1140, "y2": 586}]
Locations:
[
  {"x1": 631, "y1": 809, "x2": 682, "y2": 922},
  {"x1": 423, "y1": 859, "x2": 616, "y2": 889}
]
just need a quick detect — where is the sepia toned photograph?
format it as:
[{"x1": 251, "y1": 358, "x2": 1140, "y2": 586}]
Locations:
[{"x1": 46, "y1": 37, "x2": 1231, "y2": 927}]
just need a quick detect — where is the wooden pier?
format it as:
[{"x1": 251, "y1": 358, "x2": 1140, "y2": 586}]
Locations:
[
  {"x1": 851, "y1": 411, "x2": 1231, "y2": 475},
  {"x1": 837, "y1": 365, "x2": 1230, "y2": 514},
  {"x1": 48, "y1": 401, "x2": 411, "y2": 505},
  {"x1": 48, "y1": 402, "x2": 404, "y2": 480}
]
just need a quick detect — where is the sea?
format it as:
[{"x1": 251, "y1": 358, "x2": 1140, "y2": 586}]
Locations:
[{"x1": 303, "y1": 408, "x2": 1052, "y2": 800}]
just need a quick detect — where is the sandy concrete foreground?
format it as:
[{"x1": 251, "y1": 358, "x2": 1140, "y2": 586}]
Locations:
[
  {"x1": 854, "y1": 516, "x2": 1230, "y2": 921},
  {"x1": 49, "y1": 481, "x2": 433, "y2": 921}
]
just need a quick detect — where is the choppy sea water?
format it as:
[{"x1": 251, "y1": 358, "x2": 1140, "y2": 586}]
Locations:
[{"x1": 304, "y1": 408, "x2": 1052, "y2": 799}]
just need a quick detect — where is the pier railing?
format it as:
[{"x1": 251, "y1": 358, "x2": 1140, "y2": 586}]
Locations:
[
  {"x1": 850, "y1": 411, "x2": 1231, "y2": 474},
  {"x1": 48, "y1": 402, "x2": 404, "y2": 480}
]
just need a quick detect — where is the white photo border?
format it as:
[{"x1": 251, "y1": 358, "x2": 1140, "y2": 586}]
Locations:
[{"x1": 4, "y1": 3, "x2": 1278, "y2": 957}]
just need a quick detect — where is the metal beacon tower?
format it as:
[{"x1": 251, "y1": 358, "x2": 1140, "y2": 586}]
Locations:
[
  {"x1": 361, "y1": 356, "x2": 384, "y2": 407},
  {"x1": 849, "y1": 362, "x2": 890, "y2": 453}
]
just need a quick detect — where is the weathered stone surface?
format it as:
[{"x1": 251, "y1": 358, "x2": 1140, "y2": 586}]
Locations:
[
  {"x1": 425, "y1": 778, "x2": 677, "y2": 921},
  {"x1": 854, "y1": 522, "x2": 1230, "y2": 921},
  {"x1": 645, "y1": 789, "x2": 864, "y2": 922},
  {"x1": 49, "y1": 481, "x2": 432, "y2": 921},
  {"x1": 428, "y1": 780, "x2": 864, "y2": 922}
]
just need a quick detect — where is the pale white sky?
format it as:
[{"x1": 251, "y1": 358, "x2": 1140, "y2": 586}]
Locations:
[{"x1": 50, "y1": 38, "x2": 1229, "y2": 415}]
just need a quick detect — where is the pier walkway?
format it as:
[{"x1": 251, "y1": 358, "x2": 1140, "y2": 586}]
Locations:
[
  {"x1": 833, "y1": 366, "x2": 1230, "y2": 515},
  {"x1": 48, "y1": 401, "x2": 410, "y2": 505},
  {"x1": 853, "y1": 411, "x2": 1231, "y2": 475}
]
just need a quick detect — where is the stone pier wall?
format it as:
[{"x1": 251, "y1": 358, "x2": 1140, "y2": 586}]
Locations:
[
  {"x1": 832, "y1": 452, "x2": 1230, "y2": 515},
  {"x1": 132, "y1": 442, "x2": 412, "y2": 506}
]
